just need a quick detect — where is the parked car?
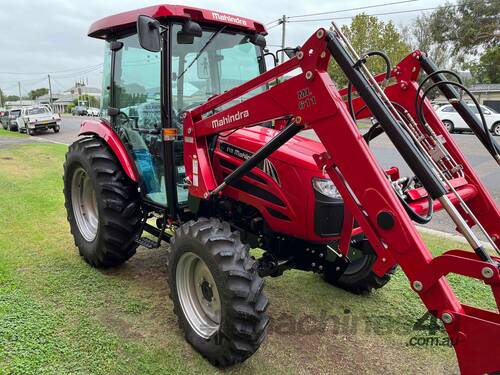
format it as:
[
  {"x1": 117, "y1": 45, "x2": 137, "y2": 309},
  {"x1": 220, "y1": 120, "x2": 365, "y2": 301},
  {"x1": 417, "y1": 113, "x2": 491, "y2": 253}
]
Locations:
[
  {"x1": 436, "y1": 104, "x2": 500, "y2": 136},
  {"x1": 71, "y1": 106, "x2": 88, "y2": 116},
  {"x1": 0, "y1": 110, "x2": 7, "y2": 129},
  {"x1": 87, "y1": 107, "x2": 100, "y2": 117},
  {"x1": 17, "y1": 105, "x2": 61, "y2": 135},
  {"x1": 1, "y1": 109, "x2": 22, "y2": 131}
]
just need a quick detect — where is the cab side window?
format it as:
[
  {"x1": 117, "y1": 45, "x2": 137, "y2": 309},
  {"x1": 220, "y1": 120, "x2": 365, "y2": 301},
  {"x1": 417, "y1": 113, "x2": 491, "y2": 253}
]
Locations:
[{"x1": 114, "y1": 34, "x2": 161, "y2": 130}]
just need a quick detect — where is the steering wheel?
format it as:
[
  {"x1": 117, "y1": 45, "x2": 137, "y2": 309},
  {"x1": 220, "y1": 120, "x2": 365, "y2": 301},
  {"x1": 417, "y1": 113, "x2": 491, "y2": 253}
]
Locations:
[
  {"x1": 392, "y1": 177, "x2": 433, "y2": 224},
  {"x1": 116, "y1": 111, "x2": 132, "y2": 125}
]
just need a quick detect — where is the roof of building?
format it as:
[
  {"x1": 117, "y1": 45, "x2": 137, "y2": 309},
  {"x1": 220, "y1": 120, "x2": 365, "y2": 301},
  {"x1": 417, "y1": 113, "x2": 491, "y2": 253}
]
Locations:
[
  {"x1": 54, "y1": 93, "x2": 79, "y2": 104},
  {"x1": 88, "y1": 4, "x2": 266, "y2": 39},
  {"x1": 65, "y1": 85, "x2": 101, "y2": 95},
  {"x1": 469, "y1": 84, "x2": 500, "y2": 93},
  {"x1": 37, "y1": 93, "x2": 62, "y2": 101}
]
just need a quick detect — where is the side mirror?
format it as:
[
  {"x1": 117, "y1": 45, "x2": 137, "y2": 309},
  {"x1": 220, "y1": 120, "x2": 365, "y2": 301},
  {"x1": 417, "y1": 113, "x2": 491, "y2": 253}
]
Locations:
[
  {"x1": 250, "y1": 34, "x2": 267, "y2": 48},
  {"x1": 137, "y1": 15, "x2": 161, "y2": 52}
]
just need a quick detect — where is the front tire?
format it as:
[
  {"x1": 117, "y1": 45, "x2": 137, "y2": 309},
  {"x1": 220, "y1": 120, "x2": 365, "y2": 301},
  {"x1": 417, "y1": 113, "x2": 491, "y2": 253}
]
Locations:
[
  {"x1": 63, "y1": 136, "x2": 142, "y2": 267},
  {"x1": 168, "y1": 218, "x2": 269, "y2": 367},
  {"x1": 323, "y1": 240, "x2": 396, "y2": 294}
]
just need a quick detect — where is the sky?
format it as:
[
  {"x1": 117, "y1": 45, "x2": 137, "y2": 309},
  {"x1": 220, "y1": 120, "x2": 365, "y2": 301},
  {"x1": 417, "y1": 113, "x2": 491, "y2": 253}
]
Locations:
[{"x1": 0, "y1": 0, "x2": 455, "y2": 97}]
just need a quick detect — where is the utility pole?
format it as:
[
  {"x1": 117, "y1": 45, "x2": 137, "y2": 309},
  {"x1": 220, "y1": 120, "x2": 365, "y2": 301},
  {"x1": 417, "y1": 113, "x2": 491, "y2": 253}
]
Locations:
[
  {"x1": 47, "y1": 74, "x2": 53, "y2": 107},
  {"x1": 18, "y1": 81, "x2": 22, "y2": 107},
  {"x1": 280, "y1": 14, "x2": 287, "y2": 64}
]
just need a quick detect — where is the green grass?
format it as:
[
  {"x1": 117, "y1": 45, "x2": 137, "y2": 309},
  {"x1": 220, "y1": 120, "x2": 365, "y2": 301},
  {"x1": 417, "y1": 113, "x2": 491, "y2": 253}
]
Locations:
[
  {"x1": 0, "y1": 128, "x2": 27, "y2": 138},
  {"x1": 0, "y1": 143, "x2": 496, "y2": 374}
]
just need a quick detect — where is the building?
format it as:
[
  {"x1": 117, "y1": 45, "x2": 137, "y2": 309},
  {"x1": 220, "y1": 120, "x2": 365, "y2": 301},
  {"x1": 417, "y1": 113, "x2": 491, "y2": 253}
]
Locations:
[
  {"x1": 469, "y1": 84, "x2": 500, "y2": 112},
  {"x1": 36, "y1": 93, "x2": 62, "y2": 105},
  {"x1": 51, "y1": 83, "x2": 102, "y2": 113},
  {"x1": 5, "y1": 100, "x2": 36, "y2": 109},
  {"x1": 433, "y1": 83, "x2": 500, "y2": 112}
]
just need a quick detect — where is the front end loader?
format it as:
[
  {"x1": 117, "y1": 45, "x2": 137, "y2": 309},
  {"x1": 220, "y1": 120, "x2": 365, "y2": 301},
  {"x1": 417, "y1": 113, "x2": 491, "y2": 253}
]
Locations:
[{"x1": 63, "y1": 5, "x2": 500, "y2": 373}]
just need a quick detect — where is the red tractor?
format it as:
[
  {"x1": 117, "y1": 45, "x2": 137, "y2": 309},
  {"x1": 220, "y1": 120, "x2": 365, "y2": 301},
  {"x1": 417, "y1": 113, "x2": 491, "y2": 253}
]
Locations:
[{"x1": 63, "y1": 5, "x2": 500, "y2": 373}]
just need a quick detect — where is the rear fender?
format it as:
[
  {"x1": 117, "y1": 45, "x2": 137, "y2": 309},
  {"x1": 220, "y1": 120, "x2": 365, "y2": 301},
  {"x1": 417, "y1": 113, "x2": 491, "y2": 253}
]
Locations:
[{"x1": 79, "y1": 119, "x2": 138, "y2": 182}]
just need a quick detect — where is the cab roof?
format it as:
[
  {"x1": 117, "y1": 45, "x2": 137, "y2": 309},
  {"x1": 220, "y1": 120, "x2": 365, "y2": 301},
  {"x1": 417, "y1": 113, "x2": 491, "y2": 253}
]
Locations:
[{"x1": 88, "y1": 4, "x2": 267, "y2": 39}]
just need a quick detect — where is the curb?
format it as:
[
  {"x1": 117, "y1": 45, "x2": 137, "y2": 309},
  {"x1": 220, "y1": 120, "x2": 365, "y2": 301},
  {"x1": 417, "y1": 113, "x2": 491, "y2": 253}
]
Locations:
[{"x1": 417, "y1": 226, "x2": 495, "y2": 250}]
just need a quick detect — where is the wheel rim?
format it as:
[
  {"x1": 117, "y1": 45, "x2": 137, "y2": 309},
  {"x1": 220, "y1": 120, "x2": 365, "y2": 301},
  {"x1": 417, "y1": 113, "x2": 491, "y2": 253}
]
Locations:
[
  {"x1": 494, "y1": 124, "x2": 500, "y2": 136},
  {"x1": 343, "y1": 246, "x2": 370, "y2": 275},
  {"x1": 176, "y1": 252, "x2": 221, "y2": 339},
  {"x1": 71, "y1": 167, "x2": 99, "y2": 242},
  {"x1": 444, "y1": 121, "x2": 452, "y2": 131}
]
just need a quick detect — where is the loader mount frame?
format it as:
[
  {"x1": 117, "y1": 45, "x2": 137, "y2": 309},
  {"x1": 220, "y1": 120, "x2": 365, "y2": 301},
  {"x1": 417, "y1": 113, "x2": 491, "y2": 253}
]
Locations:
[{"x1": 182, "y1": 28, "x2": 500, "y2": 374}]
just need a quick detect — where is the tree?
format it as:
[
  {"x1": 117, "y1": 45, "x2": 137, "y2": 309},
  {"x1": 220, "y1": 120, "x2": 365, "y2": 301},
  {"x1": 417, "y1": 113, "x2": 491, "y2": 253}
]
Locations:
[
  {"x1": 401, "y1": 14, "x2": 455, "y2": 69},
  {"x1": 427, "y1": 0, "x2": 499, "y2": 61},
  {"x1": 328, "y1": 14, "x2": 411, "y2": 88},
  {"x1": 465, "y1": 46, "x2": 500, "y2": 83},
  {"x1": 5, "y1": 95, "x2": 20, "y2": 102},
  {"x1": 73, "y1": 95, "x2": 100, "y2": 108},
  {"x1": 28, "y1": 87, "x2": 49, "y2": 100}
]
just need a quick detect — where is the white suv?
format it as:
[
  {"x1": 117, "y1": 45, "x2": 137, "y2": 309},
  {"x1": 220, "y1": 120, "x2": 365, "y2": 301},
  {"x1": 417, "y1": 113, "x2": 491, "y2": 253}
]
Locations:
[{"x1": 436, "y1": 104, "x2": 500, "y2": 136}]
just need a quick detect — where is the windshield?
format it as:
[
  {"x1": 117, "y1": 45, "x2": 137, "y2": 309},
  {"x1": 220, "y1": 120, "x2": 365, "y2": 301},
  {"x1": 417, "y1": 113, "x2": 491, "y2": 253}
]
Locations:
[
  {"x1": 28, "y1": 107, "x2": 49, "y2": 115},
  {"x1": 171, "y1": 24, "x2": 264, "y2": 122}
]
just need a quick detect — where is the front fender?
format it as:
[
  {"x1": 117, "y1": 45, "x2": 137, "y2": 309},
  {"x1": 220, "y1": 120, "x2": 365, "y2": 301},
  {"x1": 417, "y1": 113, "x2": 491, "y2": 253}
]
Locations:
[{"x1": 79, "y1": 119, "x2": 138, "y2": 182}]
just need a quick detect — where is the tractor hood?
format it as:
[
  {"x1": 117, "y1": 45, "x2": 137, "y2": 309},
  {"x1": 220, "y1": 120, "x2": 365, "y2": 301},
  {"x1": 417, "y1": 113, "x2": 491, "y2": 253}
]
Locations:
[{"x1": 219, "y1": 125, "x2": 326, "y2": 172}]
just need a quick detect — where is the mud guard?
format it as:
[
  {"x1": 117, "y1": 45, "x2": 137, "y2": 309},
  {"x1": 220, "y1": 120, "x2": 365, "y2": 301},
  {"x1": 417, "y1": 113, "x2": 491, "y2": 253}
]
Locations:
[{"x1": 78, "y1": 119, "x2": 138, "y2": 182}]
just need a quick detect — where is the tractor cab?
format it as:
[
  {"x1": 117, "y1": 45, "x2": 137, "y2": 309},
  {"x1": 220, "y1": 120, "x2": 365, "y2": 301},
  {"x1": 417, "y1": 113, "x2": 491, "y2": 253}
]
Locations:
[{"x1": 92, "y1": 6, "x2": 268, "y2": 208}]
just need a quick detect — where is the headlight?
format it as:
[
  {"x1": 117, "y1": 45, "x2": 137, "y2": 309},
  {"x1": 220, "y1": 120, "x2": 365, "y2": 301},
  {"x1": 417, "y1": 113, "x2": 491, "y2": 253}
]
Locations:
[{"x1": 312, "y1": 177, "x2": 342, "y2": 199}]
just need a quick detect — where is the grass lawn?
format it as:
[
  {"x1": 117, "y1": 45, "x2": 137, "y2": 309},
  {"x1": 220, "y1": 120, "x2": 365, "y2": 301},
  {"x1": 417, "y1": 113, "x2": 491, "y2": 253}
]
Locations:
[
  {"x1": 0, "y1": 128, "x2": 26, "y2": 138},
  {"x1": 0, "y1": 142, "x2": 496, "y2": 374}
]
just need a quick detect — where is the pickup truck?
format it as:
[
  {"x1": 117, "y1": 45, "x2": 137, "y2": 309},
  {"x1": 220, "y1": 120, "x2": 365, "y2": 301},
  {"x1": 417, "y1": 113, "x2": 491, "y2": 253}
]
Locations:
[{"x1": 17, "y1": 106, "x2": 61, "y2": 135}]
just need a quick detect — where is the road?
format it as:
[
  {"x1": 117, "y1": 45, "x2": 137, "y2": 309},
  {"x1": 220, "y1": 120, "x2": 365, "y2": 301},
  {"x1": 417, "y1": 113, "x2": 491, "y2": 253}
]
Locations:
[
  {"x1": 5, "y1": 116, "x2": 499, "y2": 237},
  {"x1": 301, "y1": 129, "x2": 499, "y2": 239},
  {"x1": 29, "y1": 115, "x2": 88, "y2": 145}
]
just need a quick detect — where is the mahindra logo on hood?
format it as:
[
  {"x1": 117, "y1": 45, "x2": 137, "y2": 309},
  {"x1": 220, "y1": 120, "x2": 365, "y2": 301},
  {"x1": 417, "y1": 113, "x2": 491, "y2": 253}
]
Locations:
[
  {"x1": 211, "y1": 110, "x2": 250, "y2": 128},
  {"x1": 211, "y1": 12, "x2": 248, "y2": 26}
]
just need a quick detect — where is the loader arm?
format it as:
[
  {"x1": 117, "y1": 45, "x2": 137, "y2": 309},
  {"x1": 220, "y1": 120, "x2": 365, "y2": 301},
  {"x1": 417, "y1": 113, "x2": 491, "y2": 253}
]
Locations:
[{"x1": 183, "y1": 28, "x2": 500, "y2": 374}]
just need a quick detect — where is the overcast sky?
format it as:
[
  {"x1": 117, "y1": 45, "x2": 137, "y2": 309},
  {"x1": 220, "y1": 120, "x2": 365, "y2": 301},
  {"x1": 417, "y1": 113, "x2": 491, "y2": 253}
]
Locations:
[{"x1": 0, "y1": 0, "x2": 454, "y2": 96}]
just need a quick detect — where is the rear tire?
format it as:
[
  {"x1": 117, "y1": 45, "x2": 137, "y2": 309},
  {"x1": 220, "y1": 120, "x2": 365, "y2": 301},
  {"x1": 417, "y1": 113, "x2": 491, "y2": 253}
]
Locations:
[
  {"x1": 168, "y1": 218, "x2": 269, "y2": 367},
  {"x1": 442, "y1": 120, "x2": 454, "y2": 133},
  {"x1": 323, "y1": 240, "x2": 396, "y2": 294},
  {"x1": 53, "y1": 126, "x2": 60, "y2": 133},
  {"x1": 492, "y1": 122, "x2": 500, "y2": 136},
  {"x1": 63, "y1": 136, "x2": 142, "y2": 268}
]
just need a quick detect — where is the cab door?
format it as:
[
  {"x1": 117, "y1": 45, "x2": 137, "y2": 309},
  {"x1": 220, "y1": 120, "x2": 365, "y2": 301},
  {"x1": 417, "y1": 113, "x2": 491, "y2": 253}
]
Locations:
[{"x1": 109, "y1": 33, "x2": 167, "y2": 206}]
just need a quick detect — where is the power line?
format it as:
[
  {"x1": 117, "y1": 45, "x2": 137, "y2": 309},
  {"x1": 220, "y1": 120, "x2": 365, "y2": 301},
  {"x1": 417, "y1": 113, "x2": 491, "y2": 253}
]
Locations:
[
  {"x1": 0, "y1": 63, "x2": 103, "y2": 76},
  {"x1": 287, "y1": 0, "x2": 420, "y2": 19},
  {"x1": 286, "y1": 5, "x2": 460, "y2": 23},
  {"x1": 267, "y1": 23, "x2": 281, "y2": 30}
]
